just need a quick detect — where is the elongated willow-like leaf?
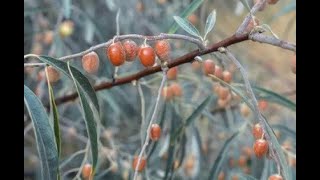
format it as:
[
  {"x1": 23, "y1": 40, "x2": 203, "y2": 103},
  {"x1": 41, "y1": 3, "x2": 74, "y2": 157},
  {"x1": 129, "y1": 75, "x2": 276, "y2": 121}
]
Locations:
[
  {"x1": 24, "y1": 85, "x2": 58, "y2": 180},
  {"x1": 173, "y1": 16, "x2": 202, "y2": 39},
  {"x1": 204, "y1": 9, "x2": 217, "y2": 40},
  {"x1": 38, "y1": 56, "x2": 100, "y2": 112},
  {"x1": 67, "y1": 62, "x2": 98, "y2": 176},
  {"x1": 168, "y1": 0, "x2": 204, "y2": 34}
]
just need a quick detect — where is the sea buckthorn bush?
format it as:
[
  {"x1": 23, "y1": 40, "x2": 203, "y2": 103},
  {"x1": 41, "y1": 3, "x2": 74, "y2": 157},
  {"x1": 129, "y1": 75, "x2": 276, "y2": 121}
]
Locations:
[{"x1": 24, "y1": 0, "x2": 296, "y2": 179}]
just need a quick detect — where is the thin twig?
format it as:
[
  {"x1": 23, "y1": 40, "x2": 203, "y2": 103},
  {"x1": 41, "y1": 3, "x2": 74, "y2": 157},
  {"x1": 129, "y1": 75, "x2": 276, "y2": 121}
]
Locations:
[
  {"x1": 249, "y1": 33, "x2": 296, "y2": 52},
  {"x1": 59, "y1": 33, "x2": 205, "y2": 61},
  {"x1": 219, "y1": 47, "x2": 282, "y2": 177},
  {"x1": 236, "y1": 0, "x2": 267, "y2": 36},
  {"x1": 137, "y1": 82, "x2": 146, "y2": 147},
  {"x1": 133, "y1": 71, "x2": 167, "y2": 180}
]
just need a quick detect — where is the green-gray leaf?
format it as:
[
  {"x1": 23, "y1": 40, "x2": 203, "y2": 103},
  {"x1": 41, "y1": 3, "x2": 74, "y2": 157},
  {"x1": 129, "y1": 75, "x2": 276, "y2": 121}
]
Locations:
[
  {"x1": 173, "y1": 16, "x2": 202, "y2": 39},
  {"x1": 38, "y1": 56, "x2": 99, "y2": 112},
  {"x1": 63, "y1": 0, "x2": 72, "y2": 19},
  {"x1": 204, "y1": 9, "x2": 216, "y2": 40},
  {"x1": 46, "y1": 77, "x2": 61, "y2": 158},
  {"x1": 67, "y1": 62, "x2": 98, "y2": 175},
  {"x1": 208, "y1": 131, "x2": 241, "y2": 180},
  {"x1": 24, "y1": 85, "x2": 58, "y2": 180},
  {"x1": 168, "y1": 0, "x2": 204, "y2": 34}
]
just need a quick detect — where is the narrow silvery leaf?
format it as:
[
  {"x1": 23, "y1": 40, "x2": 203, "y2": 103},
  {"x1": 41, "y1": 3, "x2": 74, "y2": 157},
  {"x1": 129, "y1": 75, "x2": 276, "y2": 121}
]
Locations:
[
  {"x1": 173, "y1": 16, "x2": 202, "y2": 39},
  {"x1": 63, "y1": 0, "x2": 72, "y2": 18},
  {"x1": 240, "y1": 0, "x2": 251, "y2": 12},
  {"x1": 204, "y1": 9, "x2": 217, "y2": 40}
]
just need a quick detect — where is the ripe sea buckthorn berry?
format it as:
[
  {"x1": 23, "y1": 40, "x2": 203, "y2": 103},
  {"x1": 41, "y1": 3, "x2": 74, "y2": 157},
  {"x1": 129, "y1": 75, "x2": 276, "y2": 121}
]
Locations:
[
  {"x1": 240, "y1": 103, "x2": 250, "y2": 117},
  {"x1": 291, "y1": 54, "x2": 296, "y2": 74},
  {"x1": 253, "y1": 139, "x2": 269, "y2": 158},
  {"x1": 242, "y1": 146, "x2": 253, "y2": 156},
  {"x1": 218, "y1": 171, "x2": 225, "y2": 180},
  {"x1": 132, "y1": 156, "x2": 146, "y2": 172},
  {"x1": 232, "y1": 175, "x2": 239, "y2": 180},
  {"x1": 155, "y1": 40, "x2": 171, "y2": 62},
  {"x1": 228, "y1": 157, "x2": 235, "y2": 168},
  {"x1": 82, "y1": 51, "x2": 100, "y2": 74},
  {"x1": 161, "y1": 86, "x2": 173, "y2": 101},
  {"x1": 214, "y1": 65, "x2": 223, "y2": 79},
  {"x1": 222, "y1": 71, "x2": 232, "y2": 83},
  {"x1": 268, "y1": 174, "x2": 283, "y2": 180},
  {"x1": 123, "y1": 39, "x2": 138, "y2": 62},
  {"x1": 203, "y1": 59, "x2": 215, "y2": 76},
  {"x1": 46, "y1": 66, "x2": 60, "y2": 83},
  {"x1": 238, "y1": 155, "x2": 247, "y2": 167},
  {"x1": 59, "y1": 20, "x2": 74, "y2": 38},
  {"x1": 252, "y1": 123, "x2": 263, "y2": 139},
  {"x1": 82, "y1": 163, "x2": 92, "y2": 179},
  {"x1": 31, "y1": 43, "x2": 43, "y2": 55},
  {"x1": 171, "y1": 82, "x2": 183, "y2": 97},
  {"x1": 167, "y1": 67, "x2": 178, "y2": 80},
  {"x1": 254, "y1": 0, "x2": 267, "y2": 11},
  {"x1": 218, "y1": 98, "x2": 228, "y2": 108},
  {"x1": 188, "y1": 14, "x2": 198, "y2": 25},
  {"x1": 150, "y1": 124, "x2": 161, "y2": 141},
  {"x1": 107, "y1": 42, "x2": 126, "y2": 66},
  {"x1": 267, "y1": 0, "x2": 279, "y2": 5},
  {"x1": 218, "y1": 86, "x2": 229, "y2": 100},
  {"x1": 138, "y1": 45, "x2": 156, "y2": 67},
  {"x1": 258, "y1": 100, "x2": 268, "y2": 111},
  {"x1": 43, "y1": 30, "x2": 54, "y2": 45}
]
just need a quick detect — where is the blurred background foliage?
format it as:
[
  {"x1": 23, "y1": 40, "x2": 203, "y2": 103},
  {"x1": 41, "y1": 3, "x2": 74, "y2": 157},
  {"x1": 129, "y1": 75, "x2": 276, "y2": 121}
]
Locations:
[{"x1": 24, "y1": 0, "x2": 295, "y2": 179}]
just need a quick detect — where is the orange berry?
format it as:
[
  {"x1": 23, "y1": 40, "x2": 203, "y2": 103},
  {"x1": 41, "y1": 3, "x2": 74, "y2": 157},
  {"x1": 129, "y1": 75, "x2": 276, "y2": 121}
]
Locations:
[
  {"x1": 157, "y1": 0, "x2": 167, "y2": 4},
  {"x1": 150, "y1": 124, "x2": 161, "y2": 141},
  {"x1": 203, "y1": 59, "x2": 215, "y2": 76},
  {"x1": 258, "y1": 100, "x2": 268, "y2": 111},
  {"x1": 218, "y1": 171, "x2": 225, "y2": 180},
  {"x1": 291, "y1": 54, "x2": 296, "y2": 74},
  {"x1": 222, "y1": 71, "x2": 232, "y2": 83},
  {"x1": 252, "y1": 123, "x2": 263, "y2": 139},
  {"x1": 253, "y1": 139, "x2": 269, "y2": 158},
  {"x1": 136, "y1": 1, "x2": 144, "y2": 12},
  {"x1": 188, "y1": 14, "x2": 198, "y2": 25},
  {"x1": 123, "y1": 39, "x2": 138, "y2": 62},
  {"x1": 268, "y1": 174, "x2": 283, "y2": 180},
  {"x1": 232, "y1": 175, "x2": 239, "y2": 180},
  {"x1": 59, "y1": 20, "x2": 74, "y2": 38},
  {"x1": 254, "y1": 0, "x2": 267, "y2": 11},
  {"x1": 167, "y1": 67, "x2": 178, "y2": 80},
  {"x1": 107, "y1": 42, "x2": 126, "y2": 66},
  {"x1": 82, "y1": 163, "x2": 92, "y2": 179},
  {"x1": 82, "y1": 52, "x2": 100, "y2": 74},
  {"x1": 132, "y1": 156, "x2": 146, "y2": 172},
  {"x1": 267, "y1": 0, "x2": 279, "y2": 5},
  {"x1": 229, "y1": 157, "x2": 235, "y2": 168},
  {"x1": 238, "y1": 155, "x2": 247, "y2": 167},
  {"x1": 214, "y1": 65, "x2": 223, "y2": 79},
  {"x1": 31, "y1": 43, "x2": 43, "y2": 55},
  {"x1": 173, "y1": 160, "x2": 180, "y2": 170},
  {"x1": 155, "y1": 40, "x2": 171, "y2": 62},
  {"x1": 242, "y1": 146, "x2": 253, "y2": 156},
  {"x1": 192, "y1": 60, "x2": 201, "y2": 70},
  {"x1": 171, "y1": 82, "x2": 183, "y2": 97},
  {"x1": 217, "y1": 98, "x2": 228, "y2": 108},
  {"x1": 43, "y1": 30, "x2": 54, "y2": 45},
  {"x1": 138, "y1": 45, "x2": 156, "y2": 67},
  {"x1": 240, "y1": 103, "x2": 250, "y2": 117},
  {"x1": 161, "y1": 86, "x2": 173, "y2": 101},
  {"x1": 218, "y1": 86, "x2": 229, "y2": 100},
  {"x1": 46, "y1": 66, "x2": 60, "y2": 83}
]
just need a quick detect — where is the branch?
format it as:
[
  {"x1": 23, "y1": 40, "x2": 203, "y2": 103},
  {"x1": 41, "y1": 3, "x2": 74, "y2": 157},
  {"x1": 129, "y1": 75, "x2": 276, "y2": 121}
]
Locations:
[
  {"x1": 236, "y1": 0, "x2": 267, "y2": 36},
  {"x1": 53, "y1": 34, "x2": 249, "y2": 106},
  {"x1": 59, "y1": 33, "x2": 205, "y2": 61},
  {"x1": 249, "y1": 33, "x2": 296, "y2": 52},
  {"x1": 133, "y1": 71, "x2": 167, "y2": 180}
]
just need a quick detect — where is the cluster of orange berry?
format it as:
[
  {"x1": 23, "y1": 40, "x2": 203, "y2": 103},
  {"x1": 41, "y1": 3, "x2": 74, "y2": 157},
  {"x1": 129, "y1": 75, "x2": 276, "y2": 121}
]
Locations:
[
  {"x1": 252, "y1": 123, "x2": 284, "y2": 180},
  {"x1": 132, "y1": 123, "x2": 162, "y2": 172}
]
